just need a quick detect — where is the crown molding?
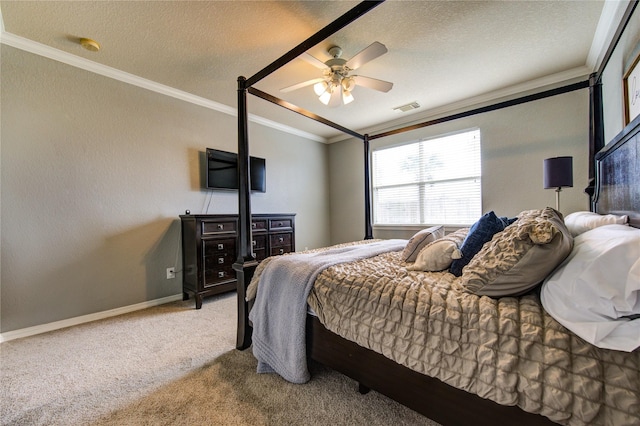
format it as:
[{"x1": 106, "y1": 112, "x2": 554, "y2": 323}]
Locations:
[
  {"x1": 327, "y1": 66, "x2": 592, "y2": 144},
  {"x1": 2, "y1": 0, "x2": 621, "y2": 146},
  {"x1": 587, "y1": 0, "x2": 630, "y2": 70},
  {"x1": 0, "y1": 30, "x2": 326, "y2": 143}
]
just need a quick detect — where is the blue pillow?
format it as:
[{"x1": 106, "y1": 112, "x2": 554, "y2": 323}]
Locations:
[{"x1": 449, "y1": 212, "x2": 515, "y2": 276}]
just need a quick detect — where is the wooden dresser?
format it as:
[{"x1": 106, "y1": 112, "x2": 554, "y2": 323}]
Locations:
[{"x1": 179, "y1": 213, "x2": 295, "y2": 309}]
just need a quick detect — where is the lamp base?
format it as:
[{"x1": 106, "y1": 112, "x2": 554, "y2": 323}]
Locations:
[{"x1": 555, "y1": 187, "x2": 562, "y2": 212}]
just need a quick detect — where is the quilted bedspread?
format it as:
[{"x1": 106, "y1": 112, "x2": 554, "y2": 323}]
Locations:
[{"x1": 304, "y1": 249, "x2": 640, "y2": 426}]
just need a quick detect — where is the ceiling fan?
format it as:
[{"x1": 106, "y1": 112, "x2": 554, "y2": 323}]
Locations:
[{"x1": 281, "y1": 41, "x2": 393, "y2": 107}]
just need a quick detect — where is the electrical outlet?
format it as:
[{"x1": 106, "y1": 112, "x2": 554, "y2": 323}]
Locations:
[{"x1": 166, "y1": 267, "x2": 175, "y2": 279}]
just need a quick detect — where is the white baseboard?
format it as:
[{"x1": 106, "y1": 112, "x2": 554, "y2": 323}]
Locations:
[{"x1": 0, "y1": 294, "x2": 184, "y2": 343}]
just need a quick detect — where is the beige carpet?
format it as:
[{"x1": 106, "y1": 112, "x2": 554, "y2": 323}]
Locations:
[{"x1": 1, "y1": 293, "x2": 438, "y2": 425}]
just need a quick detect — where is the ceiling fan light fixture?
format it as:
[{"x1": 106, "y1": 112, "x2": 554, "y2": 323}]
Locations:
[
  {"x1": 282, "y1": 42, "x2": 391, "y2": 107},
  {"x1": 319, "y1": 90, "x2": 332, "y2": 105},
  {"x1": 342, "y1": 76, "x2": 356, "y2": 92},
  {"x1": 313, "y1": 81, "x2": 328, "y2": 96},
  {"x1": 343, "y1": 89, "x2": 354, "y2": 105}
]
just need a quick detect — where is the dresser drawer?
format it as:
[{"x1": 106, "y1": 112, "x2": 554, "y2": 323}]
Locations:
[
  {"x1": 204, "y1": 252, "x2": 235, "y2": 269},
  {"x1": 202, "y1": 220, "x2": 237, "y2": 235},
  {"x1": 251, "y1": 234, "x2": 267, "y2": 261},
  {"x1": 270, "y1": 232, "x2": 292, "y2": 248},
  {"x1": 203, "y1": 237, "x2": 236, "y2": 254},
  {"x1": 252, "y1": 235, "x2": 267, "y2": 250},
  {"x1": 252, "y1": 219, "x2": 268, "y2": 232},
  {"x1": 203, "y1": 265, "x2": 235, "y2": 287},
  {"x1": 269, "y1": 218, "x2": 293, "y2": 230},
  {"x1": 254, "y1": 248, "x2": 267, "y2": 262},
  {"x1": 270, "y1": 245, "x2": 293, "y2": 256}
]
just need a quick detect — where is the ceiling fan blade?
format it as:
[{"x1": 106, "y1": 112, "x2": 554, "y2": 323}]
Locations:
[
  {"x1": 280, "y1": 77, "x2": 325, "y2": 93},
  {"x1": 345, "y1": 41, "x2": 388, "y2": 70},
  {"x1": 299, "y1": 53, "x2": 328, "y2": 69},
  {"x1": 327, "y1": 86, "x2": 343, "y2": 108},
  {"x1": 353, "y1": 75, "x2": 393, "y2": 92}
]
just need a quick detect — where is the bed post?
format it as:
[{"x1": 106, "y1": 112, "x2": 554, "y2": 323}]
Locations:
[
  {"x1": 234, "y1": 76, "x2": 258, "y2": 350},
  {"x1": 233, "y1": 2, "x2": 385, "y2": 350},
  {"x1": 587, "y1": 72, "x2": 604, "y2": 207},
  {"x1": 364, "y1": 134, "x2": 374, "y2": 239}
]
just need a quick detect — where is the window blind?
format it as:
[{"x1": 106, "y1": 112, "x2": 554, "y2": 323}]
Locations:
[{"x1": 372, "y1": 129, "x2": 481, "y2": 225}]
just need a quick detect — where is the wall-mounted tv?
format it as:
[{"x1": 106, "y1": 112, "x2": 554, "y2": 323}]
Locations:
[{"x1": 205, "y1": 148, "x2": 266, "y2": 193}]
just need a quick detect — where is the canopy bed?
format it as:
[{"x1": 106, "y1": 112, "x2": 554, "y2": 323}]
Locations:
[{"x1": 232, "y1": 2, "x2": 640, "y2": 425}]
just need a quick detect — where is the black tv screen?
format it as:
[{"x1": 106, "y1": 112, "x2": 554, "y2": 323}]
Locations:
[
  {"x1": 206, "y1": 148, "x2": 266, "y2": 192},
  {"x1": 249, "y1": 156, "x2": 266, "y2": 193}
]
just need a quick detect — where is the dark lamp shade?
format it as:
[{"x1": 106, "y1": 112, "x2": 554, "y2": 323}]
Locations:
[{"x1": 543, "y1": 156, "x2": 573, "y2": 189}]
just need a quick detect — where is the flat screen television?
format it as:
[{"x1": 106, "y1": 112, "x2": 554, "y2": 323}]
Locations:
[{"x1": 205, "y1": 148, "x2": 266, "y2": 192}]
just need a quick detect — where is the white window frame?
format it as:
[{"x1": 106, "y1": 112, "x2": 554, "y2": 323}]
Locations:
[{"x1": 371, "y1": 128, "x2": 482, "y2": 227}]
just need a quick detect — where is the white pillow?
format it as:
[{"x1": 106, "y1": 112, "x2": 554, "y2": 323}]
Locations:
[
  {"x1": 407, "y1": 240, "x2": 461, "y2": 272},
  {"x1": 564, "y1": 211, "x2": 628, "y2": 237},
  {"x1": 540, "y1": 224, "x2": 640, "y2": 352},
  {"x1": 401, "y1": 225, "x2": 445, "y2": 262},
  {"x1": 406, "y1": 228, "x2": 467, "y2": 272}
]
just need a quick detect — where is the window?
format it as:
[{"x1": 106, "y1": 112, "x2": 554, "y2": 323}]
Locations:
[{"x1": 372, "y1": 129, "x2": 481, "y2": 225}]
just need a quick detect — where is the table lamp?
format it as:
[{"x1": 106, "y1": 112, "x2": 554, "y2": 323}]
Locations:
[{"x1": 543, "y1": 156, "x2": 573, "y2": 211}]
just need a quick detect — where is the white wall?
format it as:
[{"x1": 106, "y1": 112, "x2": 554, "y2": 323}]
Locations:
[
  {"x1": 1, "y1": 45, "x2": 330, "y2": 333},
  {"x1": 602, "y1": 4, "x2": 640, "y2": 142},
  {"x1": 329, "y1": 88, "x2": 590, "y2": 244}
]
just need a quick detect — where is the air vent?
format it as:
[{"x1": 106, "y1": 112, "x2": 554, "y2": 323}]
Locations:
[{"x1": 392, "y1": 102, "x2": 420, "y2": 113}]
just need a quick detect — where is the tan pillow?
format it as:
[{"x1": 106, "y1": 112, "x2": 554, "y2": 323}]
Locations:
[
  {"x1": 407, "y1": 228, "x2": 468, "y2": 272},
  {"x1": 460, "y1": 208, "x2": 573, "y2": 297},
  {"x1": 402, "y1": 225, "x2": 445, "y2": 262}
]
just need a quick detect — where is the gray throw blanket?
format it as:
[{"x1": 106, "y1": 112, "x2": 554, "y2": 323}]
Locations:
[{"x1": 249, "y1": 239, "x2": 407, "y2": 383}]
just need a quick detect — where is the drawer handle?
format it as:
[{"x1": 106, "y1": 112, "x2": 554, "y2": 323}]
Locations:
[
  {"x1": 277, "y1": 222, "x2": 283, "y2": 227},
  {"x1": 252, "y1": 240, "x2": 257, "y2": 246},
  {"x1": 279, "y1": 248, "x2": 284, "y2": 255},
  {"x1": 217, "y1": 243, "x2": 224, "y2": 250},
  {"x1": 218, "y1": 257, "x2": 224, "y2": 264},
  {"x1": 218, "y1": 271, "x2": 225, "y2": 278},
  {"x1": 217, "y1": 224, "x2": 224, "y2": 230},
  {"x1": 278, "y1": 237, "x2": 284, "y2": 243},
  {"x1": 252, "y1": 223, "x2": 257, "y2": 228}
]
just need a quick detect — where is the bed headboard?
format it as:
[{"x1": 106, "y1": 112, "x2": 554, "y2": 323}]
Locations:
[{"x1": 593, "y1": 115, "x2": 640, "y2": 228}]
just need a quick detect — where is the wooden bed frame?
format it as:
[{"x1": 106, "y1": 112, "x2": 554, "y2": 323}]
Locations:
[{"x1": 233, "y1": 2, "x2": 640, "y2": 425}]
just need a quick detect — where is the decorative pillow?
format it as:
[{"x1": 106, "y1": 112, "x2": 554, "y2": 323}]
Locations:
[
  {"x1": 406, "y1": 228, "x2": 468, "y2": 272},
  {"x1": 402, "y1": 225, "x2": 445, "y2": 262},
  {"x1": 459, "y1": 207, "x2": 572, "y2": 297},
  {"x1": 449, "y1": 211, "x2": 515, "y2": 276},
  {"x1": 540, "y1": 224, "x2": 640, "y2": 352},
  {"x1": 564, "y1": 211, "x2": 628, "y2": 237}
]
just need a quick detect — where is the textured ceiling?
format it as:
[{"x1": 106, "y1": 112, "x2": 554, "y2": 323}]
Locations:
[{"x1": 1, "y1": 1, "x2": 607, "y2": 140}]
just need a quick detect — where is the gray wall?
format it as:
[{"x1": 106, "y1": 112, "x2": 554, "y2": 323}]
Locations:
[
  {"x1": 1, "y1": 46, "x2": 330, "y2": 332},
  {"x1": 4, "y1": 4, "x2": 640, "y2": 335},
  {"x1": 329, "y1": 88, "x2": 590, "y2": 244},
  {"x1": 329, "y1": 0, "x2": 640, "y2": 246}
]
